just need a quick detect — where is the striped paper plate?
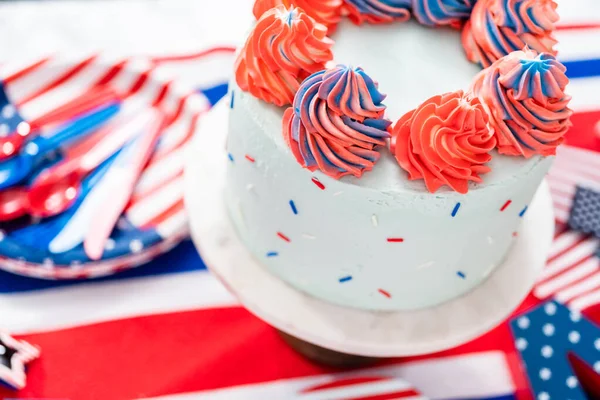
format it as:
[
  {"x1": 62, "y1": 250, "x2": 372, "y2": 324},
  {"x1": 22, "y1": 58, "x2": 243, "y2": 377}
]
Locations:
[{"x1": 0, "y1": 54, "x2": 208, "y2": 279}]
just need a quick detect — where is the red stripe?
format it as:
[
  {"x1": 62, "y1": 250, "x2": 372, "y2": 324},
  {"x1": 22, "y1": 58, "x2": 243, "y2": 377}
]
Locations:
[
  {"x1": 566, "y1": 278, "x2": 600, "y2": 305},
  {"x1": 345, "y1": 389, "x2": 421, "y2": 400},
  {"x1": 554, "y1": 202, "x2": 571, "y2": 215},
  {"x1": 550, "y1": 165, "x2": 600, "y2": 183},
  {"x1": 152, "y1": 80, "x2": 173, "y2": 107},
  {"x1": 129, "y1": 170, "x2": 184, "y2": 209},
  {"x1": 500, "y1": 200, "x2": 512, "y2": 212},
  {"x1": 302, "y1": 377, "x2": 389, "y2": 393},
  {"x1": 151, "y1": 46, "x2": 237, "y2": 63},
  {"x1": 548, "y1": 185, "x2": 574, "y2": 200},
  {"x1": 140, "y1": 199, "x2": 185, "y2": 230},
  {"x1": 154, "y1": 110, "x2": 201, "y2": 157},
  {"x1": 4, "y1": 57, "x2": 51, "y2": 84},
  {"x1": 93, "y1": 60, "x2": 127, "y2": 87},
  {"x1": 127, "y1": 70, "x2": 151, "y2": 96},
  {"x1": 167, "y1": 91, "x2": 199, "y2": 123},
  {"x1": 556, "y1": 23, "x2": 600, "y2": 31},
  {"x1": 128, "y1": 112, "x2": 200, "y2": 209},
  {"x1": 30, "y1": 85, "x2": 119, "y2": 129},
  {"x1": 277, "y1": 232, "x2": 291, "y2": 242},
  {"x1": 538, "y1": 254, "x2": 595, "y2": 287},
  {"x1": 16, "y1": 55, "x2": 98, "y2": 106},
  {"x1": 546, "y1": 233, "x2": 590, "y2": 264}
]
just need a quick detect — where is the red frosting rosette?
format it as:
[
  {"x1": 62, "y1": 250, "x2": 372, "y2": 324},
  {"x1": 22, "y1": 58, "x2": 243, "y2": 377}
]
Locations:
[
  {"x1": 462, "y1": 0, "x2": 558, "y2": 68},
  {"x1": 235, "y1": 6, "x2": 334, "y2": 107},
  {"x1": 253, "y1": 0, "x2": 343, "y2": 32},
  {"x1": 472, "y1": 49, "x2": 572, "y2": 158},
  {"x1": 390, "y1": 90, "x2": 496, "y2": 194}
]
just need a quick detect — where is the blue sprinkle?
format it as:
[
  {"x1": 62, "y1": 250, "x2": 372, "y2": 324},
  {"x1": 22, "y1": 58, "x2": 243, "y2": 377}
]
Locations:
[
  {"x1": 230, "y1": 91, "x2": 235, "y2": 109},
  {"x1": 457, "y1": 271, "x2": 466, "y2": 279},
  {"x1": 519, "y1": 206, "x2": 528, "y2": 217},
  {"x1": 266, "y1": 252, "x2": 278, "y2": 257},
  {"x1": 289, "y1": 200, "x2": 298, "y2": 215},
  {"x1": 339, "y1": 276, "x2": 353, "y2": 283},
  {"x1": 451, "y1": 202, "x2": 461, "y2": 217},
  {"x1": 228, "y1": 153, "x2": 234, "y2": 162}
]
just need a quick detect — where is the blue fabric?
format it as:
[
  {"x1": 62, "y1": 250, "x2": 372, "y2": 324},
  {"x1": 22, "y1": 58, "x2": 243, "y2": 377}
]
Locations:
[{"x1": 563, "y1": 58, "x2": 600, "y2": 79}]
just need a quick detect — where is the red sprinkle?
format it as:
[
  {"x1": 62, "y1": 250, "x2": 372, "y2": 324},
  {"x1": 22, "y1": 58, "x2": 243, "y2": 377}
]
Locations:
[
  {"x1": 378, "y1": 289, "x2": 392, "y2": 298},
  {"x1": 387, "y1": 238, "x2": 405, "y2": 243},
  {"x1": 500, "y1": 200, "x2": 512, "y2": 212},
  {"x1": 311, "y1": 177, "x2": 325, "y2": 190},
  {"x1": 245, "y1": 155, "x2": 255, "y2": 163},
  {"x1": 513, "y1": 232, "x2": 519, "y2": 237},
  {"x1": 277, "y1": 232, "x2": 291, "y2": 242}
]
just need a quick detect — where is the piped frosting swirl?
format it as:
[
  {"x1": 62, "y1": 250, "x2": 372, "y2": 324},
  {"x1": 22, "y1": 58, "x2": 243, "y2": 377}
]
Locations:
[
  {"x1": 412, "y1": 0, "x2": 476, "y2": 28},
  {"x1": 462, "y1": 0, "x2": 559, "y2": 68},
  {"x1": 283, "y1": 65, "x2": 392, "y2": 179},
  {"x1": 253, "y1": 0, "x2": 343, "y2": 31},
  {"x1": 390, "y1": 90, "x2": 496, "y2": 194},
  {"x1": 472, "y1": 50, "x2": 572, "y2": 158},
  {"x1": 343, "y1": 0, "x2": 411, "y2": 25},
  {"x1": 235, "y1": 6, "x2": 334, "y2": 107}
]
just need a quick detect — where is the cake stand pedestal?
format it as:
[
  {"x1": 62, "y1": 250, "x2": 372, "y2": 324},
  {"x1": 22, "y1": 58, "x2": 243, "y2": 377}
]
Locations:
[{"x1": 184, "y1": 100, "x2": 554, "y2": 360}]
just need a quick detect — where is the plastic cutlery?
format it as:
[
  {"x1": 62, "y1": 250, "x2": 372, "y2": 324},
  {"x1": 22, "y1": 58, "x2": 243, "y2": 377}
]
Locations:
[
  {"x1": 0, "y1": 86, "x2": 120, "y2": 161},
  {"x1": 0, "y1": 103, "x2": 119, "y2": 190},
  {"x1": 47, "y1": 111, "x2": 161, "y2": 255},
  {"x1": 16, "y1": 152, "x2": 122, "y2": 254},
  {"x1": 27, "y1": 110, "x2": 158, "y2": 218},
  {"x1": 84, "y1": 111, "x2": 165, "y2": 260}
]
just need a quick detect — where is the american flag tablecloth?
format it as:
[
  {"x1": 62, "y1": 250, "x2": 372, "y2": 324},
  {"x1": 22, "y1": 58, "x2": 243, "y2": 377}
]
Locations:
[{"x1": 0, "y1": 1, "x2": 599, "y2": 399}]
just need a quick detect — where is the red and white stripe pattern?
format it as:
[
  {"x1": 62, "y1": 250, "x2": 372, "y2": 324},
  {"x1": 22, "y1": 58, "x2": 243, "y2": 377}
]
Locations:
[
  {"x1": 548, "y1": 145, "x2": 600, "y2": 224},
  {"x1": 143, "y1": 352, "x2": 513, "y2": 400},
  {"x1": 535, "y1": 145, "x2": 600, "y2": 311}
]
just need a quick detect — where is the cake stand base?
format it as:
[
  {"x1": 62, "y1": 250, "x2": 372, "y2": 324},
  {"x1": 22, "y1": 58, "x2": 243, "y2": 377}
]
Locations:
[
  {"x1": 184, "y1": 100, "x2": 555, "y2": 358},
  {"x1": 278, "y1": 330, "x2": 382, "y2": 368}
]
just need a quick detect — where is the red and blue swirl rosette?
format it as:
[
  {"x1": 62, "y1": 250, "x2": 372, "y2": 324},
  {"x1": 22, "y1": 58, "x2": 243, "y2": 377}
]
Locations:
[
  {"x1": 412, "y1": 0, "x2": 477, "y2": 28},
  {"x1": 472, "y1": 50, "x2": 572, "y2": 158},
  {"x1": 283, "y1": 65, "x2": 392, "y2": 179},
  {"x1": 343, "y1": 0, "x2": 411, "y2": 25},
  {"x1": 462, "y1": 0, "x2": 559, "y2": 68}
]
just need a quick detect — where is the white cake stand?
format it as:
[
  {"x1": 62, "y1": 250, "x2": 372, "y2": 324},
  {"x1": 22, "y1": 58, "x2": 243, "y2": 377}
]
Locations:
[{"x1": 184, "y1": 100, "x2": 554, "y2": 357}]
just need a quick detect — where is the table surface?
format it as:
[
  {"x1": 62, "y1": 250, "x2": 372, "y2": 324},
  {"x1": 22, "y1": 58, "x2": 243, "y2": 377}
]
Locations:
[{"x1": 0, "y1": 1, "x2": 599, "y2": 400}]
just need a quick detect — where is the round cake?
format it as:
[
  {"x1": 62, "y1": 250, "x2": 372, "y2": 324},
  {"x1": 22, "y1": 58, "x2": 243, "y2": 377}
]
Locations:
[{"x1": 225, "y1": 0, "x2": 572, "y2": 310}]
